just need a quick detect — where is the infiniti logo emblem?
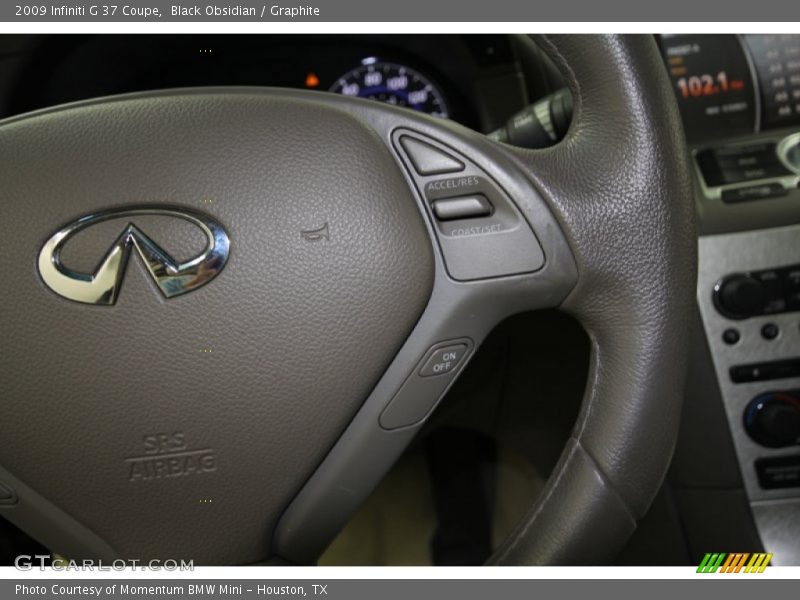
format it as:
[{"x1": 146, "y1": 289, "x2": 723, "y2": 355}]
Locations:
[{"x1": 38, "y1": 206, "x2": 230, "y2": 305}]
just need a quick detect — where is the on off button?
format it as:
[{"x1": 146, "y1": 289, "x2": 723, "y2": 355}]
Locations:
[{"x1": 419, "y1": 344, "x2": 468, "y2": 377}]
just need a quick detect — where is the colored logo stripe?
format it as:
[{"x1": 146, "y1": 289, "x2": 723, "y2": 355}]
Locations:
[
  {"x1": 697, "y1": 553, "x2": 773, "y2": 573},
  {"x1": 745, "y1": 553, "x2": 773, "y2": 573},
  {"x1": 697, "y1": 553, "x2": 726, "y2": 573}
]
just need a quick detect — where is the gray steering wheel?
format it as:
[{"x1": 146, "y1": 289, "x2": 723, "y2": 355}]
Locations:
[{"x1": 0, "y1": 34, "x2": 695, "y2": 565}]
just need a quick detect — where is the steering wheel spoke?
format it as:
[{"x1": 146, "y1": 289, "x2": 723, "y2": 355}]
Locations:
[{"x1": 272, "y1": 97, "x2": 579, "y2": 564}]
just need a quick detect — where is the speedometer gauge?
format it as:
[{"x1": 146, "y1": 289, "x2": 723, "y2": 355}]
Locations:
[{"x1": 330, "y1": 59, "x2": 449, "y2": 118}]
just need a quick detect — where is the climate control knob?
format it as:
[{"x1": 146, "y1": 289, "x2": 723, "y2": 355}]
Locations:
[
  {"x1": 744, "y1": 391, "x2": 800, "y2": 448},
  {"x1": 715, "y1": 274, "x2": 765, "y2": 319}
]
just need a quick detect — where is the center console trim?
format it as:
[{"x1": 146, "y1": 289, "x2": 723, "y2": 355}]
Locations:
[{"x1": 697, "y1": 224, "x2": 800, "y2": 565}]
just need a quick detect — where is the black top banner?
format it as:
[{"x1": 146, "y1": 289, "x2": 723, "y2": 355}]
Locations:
[{"x1": 3, "y1": 0, "x2": 800, "y2": 22}]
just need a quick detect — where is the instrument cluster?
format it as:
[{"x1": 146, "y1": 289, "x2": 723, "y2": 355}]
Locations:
[
  {"x1": 4, "y1": 35, "x2": 497, "y2": 129},
  {"x1": 329, "y1": 58, "x2": 450, "y2": 118}
]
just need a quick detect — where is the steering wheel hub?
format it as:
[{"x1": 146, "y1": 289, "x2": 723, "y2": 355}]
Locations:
[{"x1": 0, "y1": 92, "x2": 434, "y2": 563}]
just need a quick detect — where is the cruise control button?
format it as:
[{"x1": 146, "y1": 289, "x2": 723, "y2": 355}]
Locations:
[
  {"x1": 419, "y1": 344, "x2": 468, "y2": 377},
  {"x1": 399, "y1": 136, "x2": 464, "y2": 175},
  {"x1": 432, "y1": 195, "x2": 493, "y2": 221},
  {"x1": 380, "y1": 338, "x2": 473, "y2": 430}
]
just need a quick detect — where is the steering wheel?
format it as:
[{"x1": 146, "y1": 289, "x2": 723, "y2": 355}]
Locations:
[{"x1": 0, "y1": 35, "x2": 695, "y2": 565}]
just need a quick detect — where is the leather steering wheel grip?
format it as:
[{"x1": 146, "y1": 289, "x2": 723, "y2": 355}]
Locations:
[{"x1": 489, "y1": 35, "x2": 696, "y2": 564}]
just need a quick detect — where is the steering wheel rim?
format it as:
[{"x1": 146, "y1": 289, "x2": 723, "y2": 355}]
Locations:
[
  {"x1": 0, "y1": 34, "x2": 695, "y2": 565},
  {"x1": 484, "y1": 34, "x2": 697, "y2": 564}
]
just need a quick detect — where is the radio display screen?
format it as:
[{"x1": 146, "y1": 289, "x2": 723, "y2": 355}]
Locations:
[
  {"x1": 658, "y1": 35, "x2": 757, "y2": 141},
  {"x1": 743, "y1": 35, "x2": 800, "y2": 129}
]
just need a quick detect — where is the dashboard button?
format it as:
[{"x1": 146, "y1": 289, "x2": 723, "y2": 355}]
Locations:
[
  {"x1": 380, "y1": 338, "x2": 473, "y2": 430},
  {"x1": 419, "y1": 344, "x2": 468, "y2": 377},
  {"x1": 399, "y1": 136, "x2": 464, "y2": 175},
  {"x1": 730, "y1": 358, "x2": 800, "y2": 383},
  {"x1": 717, "y1": 150, "x2": 775, "y2": 169},
  {"x1": 758, "y1": 271, "x2": 788, "y2": 314},
  {"x1": 761, "y1": 323, "x2": 780, "y2": 340},
  {"x1": 744, "y1": 391, "x2": 800, "y2": 448},
  {"x1": 715, "y1": 274, "x2": 766, "y2": 319},
  {"x1": 720, "y1": 164, "x2": 791, "y2": 184},
  {"x1": 696, "y1": 142, "x2": 791, "y2": 187},
  {"x1": 432, "y1": 195, "x2": 492, "y2": 221},
  {"x1": 756, "y1": 455, "x2": 800, "y2": 489},
  {"x1": 721, "y1": 183, "x2": 787, "y2": 203},
  {"x1": 722, "y1": 328, "x2": 741, "y2": 345}
]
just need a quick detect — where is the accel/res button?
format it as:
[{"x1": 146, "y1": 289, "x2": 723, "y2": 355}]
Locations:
[{"x1": 399, "y1": 135, "x2": 465, "y2": 176}]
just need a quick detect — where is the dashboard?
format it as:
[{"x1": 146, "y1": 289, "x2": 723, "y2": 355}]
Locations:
[
  {"x1": 655, "y1": 34, "x2": 800, "y2": 238},
  {"x1": 3, "y1": 34, "x2": 798, "y2": 147},
  {"x1": 661, "y1": 35, "x2": 800, "y2": 566},
  {"x1": 0, "y1": 35, "x2": 552, "y2": 135}
]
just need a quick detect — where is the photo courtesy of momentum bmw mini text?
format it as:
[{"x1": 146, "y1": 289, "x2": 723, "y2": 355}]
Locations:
[{"x1": 1, "y1": 0, "x2": 800, "y2": 599}]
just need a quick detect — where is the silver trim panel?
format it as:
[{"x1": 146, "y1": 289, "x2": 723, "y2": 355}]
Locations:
[{"x1": 698, "y1": 225, "x2": 800, "y2": 560}]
